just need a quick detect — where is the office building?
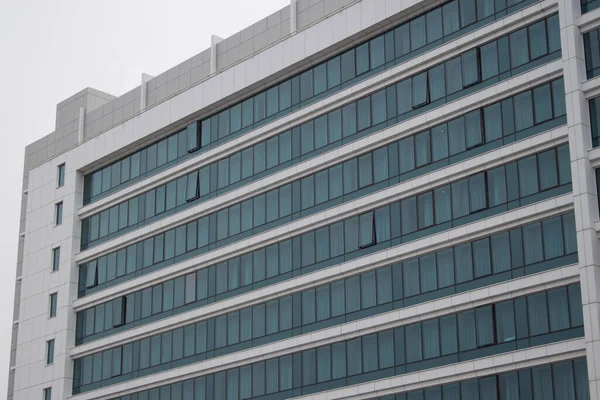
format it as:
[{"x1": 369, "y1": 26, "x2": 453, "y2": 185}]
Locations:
[{"x1": 7, "y1": 0, "x2": 600, "y2": 398}]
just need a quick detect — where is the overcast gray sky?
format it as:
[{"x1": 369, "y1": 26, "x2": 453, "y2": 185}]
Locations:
[{"x1": 0, "y1": 0, "x2": 289, "y2": 396}]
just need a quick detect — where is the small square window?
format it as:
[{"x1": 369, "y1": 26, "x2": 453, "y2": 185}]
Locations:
[
  {"x1": 51, "y1": 247, "x2": 60, "y2": 272},
  {"x1": 49, "y1": 293, "x2": 57, "y2": 318},
  {"x1": 55, "y1": 202, "x2": 63, "y2": 225},
  {"x1": 43, "y1": 387, "x2": 52, "y2": 400},
  {"x1": 46, "y1": 339, "x2": 54, "y2": 365},
  {"x1": 57, "y1": 164, "x2": 65, "y2": 188}
]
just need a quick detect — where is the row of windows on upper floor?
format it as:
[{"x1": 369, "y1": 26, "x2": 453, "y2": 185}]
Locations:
[
  {"x1": 76, "y1": 209, "x2": 577, "y2": 351},
  {"x1": 371, "y1": 358, "x2": 590, "y2": 400},
  {"x1": 78, "y1": 140, "x2": 571, "y2": 298},
  {"x1": 80, "y1": 15, "x2": 562, "y2": 251},
  {"x1": 81, "y1": 0, "x2": 539, "y2": 206},
  {"x1": 75, "y1": 284, "x2": 584, "y2": 395}
]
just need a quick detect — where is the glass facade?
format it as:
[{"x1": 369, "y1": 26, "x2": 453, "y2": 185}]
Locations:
[
  {"x1": 371, "y1": 358, "x2": 590, "y2": 400},
  {"x1": 74, "y1": 284, "x2": 584, "y2": 395},
  {"x1": 15, "y1": 0, "x2": 600, "y2": 397},
  {"x1": 81, "y1": 70, "x2": 566, "y2": 255},
  {"x1": 81, "y1": 15, "x2": 562, "y2": 251},
  {"x1": 82, "y1": 0, "x2": 539, "y2": 206},
  {"x1": 76, "y1": 212, "x2": 577, "y2": 344},
  {"x1": 66, "y1": 1, "x2": 588, "y2": 398},
  {"x1": 78, "y1": 144, "x2": 571, "y2": 297}
]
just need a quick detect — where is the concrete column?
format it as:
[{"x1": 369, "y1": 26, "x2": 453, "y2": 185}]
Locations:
[
  {"x1": 77, "y1": 107, "x2": 85, "y2": 144},
  {"x1": 210, "y1": 35, "x2": 223, "y2": 75},
  {"x1": 290, "y1": 0, "x2": 297, "y2": 33},
  {"x1": 558, "y1": 1, "x2": 600, "y2": 398},
  {"x1": 140, "y1": 73, "x2": 153, "y2": 111}
]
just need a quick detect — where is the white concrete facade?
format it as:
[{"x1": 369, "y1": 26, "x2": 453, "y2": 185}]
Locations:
[{"x1": 8, "y1": 0, "x2": 600, "y2": 399}]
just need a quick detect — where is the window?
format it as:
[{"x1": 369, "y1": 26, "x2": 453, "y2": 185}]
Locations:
[
  {"x1": 86, "y1": 261, "x2": 98, "y2": 289},
  {"x1": 528, "y1": 20, "x2": 548, "y2": 61},
  {"x1": 57, "y1": 164, "x2": 65, "y2": 187},
  {"x1": 186, "y1": 171, "x2": 199, "y2": 202},
  {"x1": 46, "y1": 339, "x2": 54, "y2": 365},
  {"x1": 461, "y1": 48, "x2": 481, "y2": 87},
  {"x1": 359, "y1": 212, "x2": 376, "y2": 248},
  {"x1": 584, "y1": 28, "x2": 600, "y2": 79},
  {"x1": 55, "y1": 202, "x2": 63, "y2": 225},
  {"x1": 186, "y1": 123, "x2": 200, "y2": 152},
  {"x1": 412, "y1": 72, "x2": 429, "y2": 108},
  {"x1": 582, "y1": 0, "x2": 600, "y2": 13},
  {"x1": 113, "y1": 297, "x2": 126, "y2": 327},
  {"x1": 591, "y1": 97, "x2": 600, "y2": 147},
  {"x1": 49, "y1": 293, "x2": 57, "y2": 318},
  {"x1": 51, "y1": 247, "x2": 60, "y2": 272},
  {"x1": 43, "y1": 388, "x2": 52, "y2": 400}
]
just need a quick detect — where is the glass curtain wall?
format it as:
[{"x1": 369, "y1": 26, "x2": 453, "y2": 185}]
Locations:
[{"x1": 74, "y1": 285, "x2": 584, "y2": 395}]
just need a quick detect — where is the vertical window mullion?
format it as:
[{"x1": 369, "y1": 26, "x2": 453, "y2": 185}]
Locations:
[
  {"x1": 480, "y1": 109, "x2": 486, "y2": 145},
  {"x1": 544, "y1": 289, "x2": 552, "y2": 333},
  {"x1": 554, "y1": 148, "x2": 561, "y2": 189}
]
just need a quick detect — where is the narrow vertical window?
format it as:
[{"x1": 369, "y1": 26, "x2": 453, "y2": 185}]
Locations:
[
  {"x1": 51, "y1": 247, "x2": 60, "y2": 272},
  {"x1": 49, "y1": 293, "x2": 57, "y2": 318},
  {"x1": 412, "y1": 72, "x2": 429, "y2": 108},
  {"x1": 185, "y1": 122, "x2": 201, "y2": 153},
  {"x1": 46, "y1": 339, "x2": 54, "y2": 365},
  {"x1": 43, "y1": 388, "x2": 52, "y2": 400},
  {"x1": 186, "y1": 171, "x2": 199, "y2": 201},
  {"x1": 591, "y1": 97, "x2": 600, "y2": 147},
  {"x1": 55, "y1": 202, "x2": 63, "y2": 225},
  {"x1": 56, "y1": 164, "x2": 65, "y2": 188},
  {"x1": 584, "y1": 29, "x2": 600, "y2": 79},
  {"x1": 461, "y1": 48, "x2": 481, "y2": 88},
  {"x1": 475, "y1": 305, "x2": 495, "y2": 347},
  {"x1": 113, "y1": 296, "x2": 127, "y2": 327},
  {"x1": 85, "y1": 261, "x2": 98, "y2": 289},
  {"x1": 359, "y1": 212, "x2": 376, "y2": 248},
  {"x1": 528, "y1": 20, "x2": 548, "y2": 61}
]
